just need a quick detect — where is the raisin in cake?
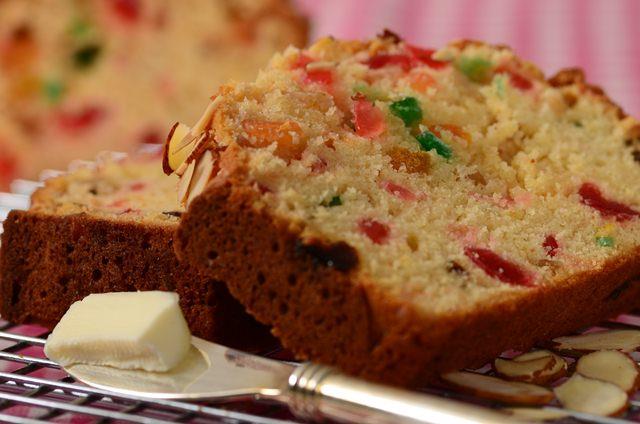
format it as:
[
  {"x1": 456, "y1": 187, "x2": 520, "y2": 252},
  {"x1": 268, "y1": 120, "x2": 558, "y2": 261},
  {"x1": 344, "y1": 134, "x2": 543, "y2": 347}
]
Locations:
[
  {"x1": 0, "y1": 150, "x2": 272, "y2": 349},
  {"x1": 164, "y1": 33, "x2": 640, "y2": 386},
  {"x1": 0, "y1": 0, "x2": 307, "y2": 188}
]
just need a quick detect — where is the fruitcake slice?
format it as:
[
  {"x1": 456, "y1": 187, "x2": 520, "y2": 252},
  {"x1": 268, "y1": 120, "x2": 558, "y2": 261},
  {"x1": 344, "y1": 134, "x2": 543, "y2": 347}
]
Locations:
[
  {"x1": 164, "y1": 33, "x2": 640, "y2": 386},
  {"x1": 0, "y1": 149, "x2": 271, "y2": 349}
]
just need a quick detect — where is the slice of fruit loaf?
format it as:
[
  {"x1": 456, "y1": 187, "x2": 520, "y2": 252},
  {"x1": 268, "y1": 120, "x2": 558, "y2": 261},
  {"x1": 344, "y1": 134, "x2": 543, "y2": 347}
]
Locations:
[
  {"x1": 165, "y1": 33, "x2": 640, "y2": 386},
  {"x1": 0, "y1": 0, "x2": 307, "y2": 188},
  {"x1": 0, "y1": 149, "x2": 272, "y2": 349}
]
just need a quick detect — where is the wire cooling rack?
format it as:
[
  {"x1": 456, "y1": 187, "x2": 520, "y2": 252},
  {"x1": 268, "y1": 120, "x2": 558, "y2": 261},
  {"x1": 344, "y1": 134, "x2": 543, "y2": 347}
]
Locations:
[{"x1": 2, "y1": 170, "x2": 640, "y2": 423}]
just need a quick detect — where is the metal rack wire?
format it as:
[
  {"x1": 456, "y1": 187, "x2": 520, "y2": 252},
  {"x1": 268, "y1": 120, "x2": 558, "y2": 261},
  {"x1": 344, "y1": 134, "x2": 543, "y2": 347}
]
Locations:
[{"x1": 2, "y1": 173, "x2": 640, "y2": 423}]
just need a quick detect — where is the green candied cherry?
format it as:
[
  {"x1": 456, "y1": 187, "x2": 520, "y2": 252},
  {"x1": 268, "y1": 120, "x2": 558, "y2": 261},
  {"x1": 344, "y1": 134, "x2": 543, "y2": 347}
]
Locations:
[
  {"x1": 73, "y1": 43, "x2": 102, "y2": 69},
  {"x1": 494, "y1": 74, "x2": 506, "y2": 98},
  {"x1": 596, "y1": 236, "x2": 614, "y2": 247},
  {"x1": 457, "y1": 56, "x2": 493, "y2": 83},
  {"x1": 42, "y1": 79, "x2": 65, "y2": 104},
  {"x1": 416, "y1": 130, "x2": 452, "y2": 159},
  {"x1": 68, "y1": 18, "x2": 92, "y2": 38},
  {"x1": 390, "y1": 97, "x2": 423, "y2": 127},
  {"x1": 321, "y1": 195, "x2": 342, "y2": 207}
]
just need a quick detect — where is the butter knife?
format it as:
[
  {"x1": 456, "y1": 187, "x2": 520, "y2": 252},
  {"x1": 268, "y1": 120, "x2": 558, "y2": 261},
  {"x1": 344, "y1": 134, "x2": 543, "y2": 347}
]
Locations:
[{"x1": 63, "y1": 336, "x2": 515, "y2": 424}]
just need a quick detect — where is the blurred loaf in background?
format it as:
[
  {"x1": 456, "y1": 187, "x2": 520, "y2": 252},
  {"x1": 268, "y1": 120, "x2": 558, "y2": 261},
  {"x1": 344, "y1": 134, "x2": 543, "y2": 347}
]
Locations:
[{"x1": 0, "y1": 0, "x2": 307, "y2": 188}]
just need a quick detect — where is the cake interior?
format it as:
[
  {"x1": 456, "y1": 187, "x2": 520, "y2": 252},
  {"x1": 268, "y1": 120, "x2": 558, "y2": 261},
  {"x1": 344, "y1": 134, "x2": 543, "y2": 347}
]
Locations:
[
  {"x1": 188, "y1": 36, "x2": 640, "y2": 315},
  {"x1": 30, "y1": 150, "x2": 182, "y2": 225}
]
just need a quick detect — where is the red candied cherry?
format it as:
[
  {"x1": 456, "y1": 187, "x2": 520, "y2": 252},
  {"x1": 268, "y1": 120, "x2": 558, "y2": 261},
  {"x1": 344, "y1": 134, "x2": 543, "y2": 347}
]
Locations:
[
  {"x1": 291, "y1": 54, "x2": 333, "y2": 90},
  {"x1": 128, "y1": 181, "x2": 146, "y2": 191},
  {"x1": 0, "y1": 153, "x2": 17, "y2": 186},
  {"x1": 352, "y1": 94, "x2": 385, "y2": 139},
  {"x1": 303, "y1": 68, "x2": 333, "y2": 88},
  {"x1": 542, "y1": 235, "x2": 559, "y2": 257},
  {"x1": 310, "y1": 158, "x2": 327, "y2": 174},
  {"x1": 495, "y1": 66, "x2": 533, "y2": 91},
  {"x1": 291, "y1": 54, "x2": 314, "y2": 69},
  {"x1": 107, "y1": 199, "x2": 128, "y2": 208},
  {"x1": 55, "y1": 105, "x2": 106, "y2": 133},
  {"x1": 578, "y1": 182, "x2": 640, "y2": 222},
  {"x1": 380, "y1": 180, "x2": 417, "y2": 201},
  {"x1": 406, "y1": 44, "x2": 448, "y2": 69},
  {"x1": 358, "y1": 218, "x2": 390, "y2": 244},
  {"x1": 366, "y1": 54, "x2": 414, "y2": 72},
  {"x1": 139, "y1": 128, "x2": 162, "y2": 144},
  {"x1": 464, "y1": 247, "x2": 534, "y2": 287},
  {"x1": 109, "y1": 0, "x2": 141, "y2": 24}
]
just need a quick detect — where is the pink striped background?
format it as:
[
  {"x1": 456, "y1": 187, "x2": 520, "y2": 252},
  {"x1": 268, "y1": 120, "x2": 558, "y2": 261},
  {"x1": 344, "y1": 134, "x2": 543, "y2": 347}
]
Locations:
[{"x1": 295, "y1": 0, "x2": 640, "y2": 118}]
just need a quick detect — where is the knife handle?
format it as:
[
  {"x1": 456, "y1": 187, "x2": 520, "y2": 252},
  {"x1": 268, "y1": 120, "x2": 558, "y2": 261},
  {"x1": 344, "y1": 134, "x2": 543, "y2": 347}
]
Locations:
[{"x1": 285, "y1": 363, "x2": 514, "y2": 424}]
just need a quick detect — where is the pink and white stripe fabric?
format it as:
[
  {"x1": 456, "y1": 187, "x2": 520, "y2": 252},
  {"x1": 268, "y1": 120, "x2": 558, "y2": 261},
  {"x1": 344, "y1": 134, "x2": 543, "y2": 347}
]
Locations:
[{"x1": 295, "y1": 0, "x2": 640, "y2": 118}]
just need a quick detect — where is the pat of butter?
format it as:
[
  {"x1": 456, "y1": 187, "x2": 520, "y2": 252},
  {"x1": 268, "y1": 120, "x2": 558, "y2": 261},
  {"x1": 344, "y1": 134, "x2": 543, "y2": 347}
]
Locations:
[{"x1": 45, "y1": 291, "x2": 191, "y2": 372}]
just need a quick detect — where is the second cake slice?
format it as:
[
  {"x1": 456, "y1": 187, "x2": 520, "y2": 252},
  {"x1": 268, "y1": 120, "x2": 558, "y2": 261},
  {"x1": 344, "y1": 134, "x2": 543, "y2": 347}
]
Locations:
[{"x1": 0, "y1": 149, "x2": 271, "y2": 349}]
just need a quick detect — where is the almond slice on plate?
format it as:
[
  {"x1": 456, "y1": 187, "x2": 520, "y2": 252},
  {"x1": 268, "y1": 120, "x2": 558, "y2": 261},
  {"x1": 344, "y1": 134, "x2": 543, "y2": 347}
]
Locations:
[
  {"x1": 576, "y1": 350, "x2": 640, "y2": 393},
  {"x1": 441, "y1": 371, "x2": 554, "y2": 405},
  {"x1": 554, "y1": 373, "x2": 628, "y2": 416},
  {"x1": 494, "y1": 350, "x2": 567, "y2": 384},
  {"x1": 552, "y1": 330, "x2": 640, "y2": 353},
  {"x1": 504, "y1": 407, "x2": 568, "y2": 422}
]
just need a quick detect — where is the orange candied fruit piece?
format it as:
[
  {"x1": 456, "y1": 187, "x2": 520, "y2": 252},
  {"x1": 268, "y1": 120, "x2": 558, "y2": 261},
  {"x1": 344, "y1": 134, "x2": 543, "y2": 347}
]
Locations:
[
  {"x1": 241, "y1": 119, "x2": 306, "y2": 162},
  {"x1": 409, "y1": 72, "x2": 436, "y2": 93},
  {"x1": 387, "y1": 146, "x2": 430, "y2": 174},
  {"x1": 429, "y1": 124, "x2": 472, "y2": 144}
]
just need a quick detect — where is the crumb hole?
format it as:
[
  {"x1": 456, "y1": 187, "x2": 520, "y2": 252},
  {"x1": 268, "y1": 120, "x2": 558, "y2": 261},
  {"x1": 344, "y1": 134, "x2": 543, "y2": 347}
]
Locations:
[
  {"x1": 287, "y1": 274, "x2": 297, "y2": 286},
  {"x1": 267, "y1": 289, "x2": 276, "y2": 301},
  {"x1": 468, "y1": 171, "x2": 487, "y2": 186},
  {"x1": 498, "y1": 138, "x2": 521, "y2": 164},
  {"x1": 320, "y1": 288, "x2": 330, "y2": 300},
  {"x1": 208, "y1": 250, "x2": 219, "y2": 260},
  {"x1": 257, "y1": 272, "x2": 266, "y2": 285},
  {"x1": 59, "y1": 276, "x2": 70, "y2": 288},
  {"x1": 91, "y1": 269, "x2": 102, "y2": 281}
]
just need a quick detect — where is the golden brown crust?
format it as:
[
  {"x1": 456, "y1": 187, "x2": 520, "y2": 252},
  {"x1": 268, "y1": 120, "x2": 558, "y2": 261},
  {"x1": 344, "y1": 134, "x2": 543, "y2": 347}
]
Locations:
[
  {"x1": 176, "y1": 180, "x2": 640, "y2": 387},
  {"x1": 548, "y1": 68, "x2": 627, "y2": 119},
  {"x1": 0, "y1": 210, "x2": 274, "y2": 351}
]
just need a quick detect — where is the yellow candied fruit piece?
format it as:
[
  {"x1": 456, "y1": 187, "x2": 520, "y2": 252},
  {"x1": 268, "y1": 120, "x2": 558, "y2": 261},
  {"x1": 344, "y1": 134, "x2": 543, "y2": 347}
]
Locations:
[{"x1": 596, "y1": 223, "x2": 616, "y2": 237}]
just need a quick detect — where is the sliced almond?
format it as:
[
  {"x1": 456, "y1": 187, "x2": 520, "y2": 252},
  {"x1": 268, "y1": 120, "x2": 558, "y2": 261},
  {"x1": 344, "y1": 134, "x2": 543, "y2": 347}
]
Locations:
[
  {"x1": 504, "y1": 407, "x2": 568, "y2": 421},
  {"x1": 163, "y1": 122, "x2": 194, "y2": 174},
  {"x1": 177, "y1": 159, "x2": 196, "y2": 205},
  {"x1": 512, "y1": 350, "x2": 553, "y2": 362},
  {"x1": 185, "y1": 150, "x2": 216, "y2": 206},
  {"x1": 441, "y1": 371, "x2": 553, "y2": 405},
  {"x1": 554, "y1": 373, "x2": 628, "y2": 416},
  {"x1": 576, "y1": 350, "x2": 640, "y2": 393},
  {"x1": 494, "y1": 350, "x2": 566, "y2": 384},
  {"x1": 552, "y1": 330, "x2": 640, "y2": 353}
]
